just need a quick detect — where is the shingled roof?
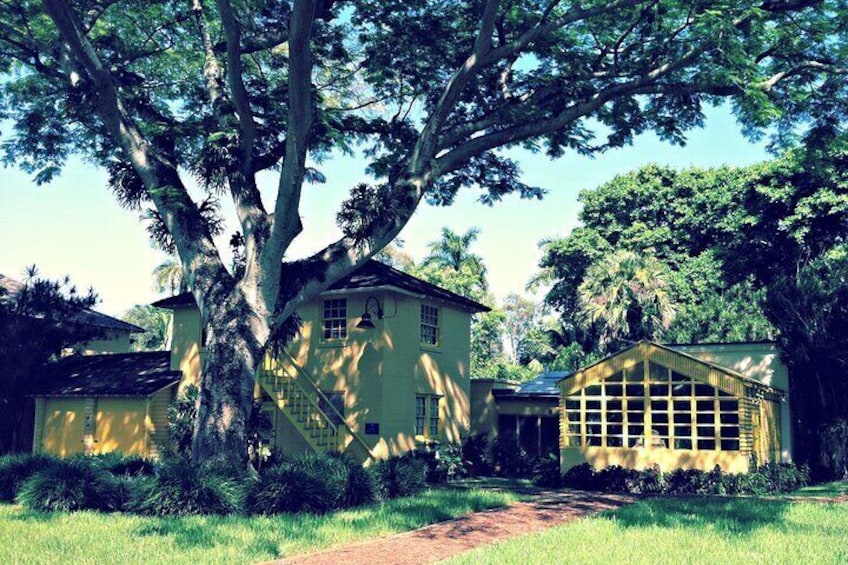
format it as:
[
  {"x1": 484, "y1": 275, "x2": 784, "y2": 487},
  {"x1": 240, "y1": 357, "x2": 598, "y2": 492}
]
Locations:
[
  {"x1": 30, "y1": 351, "x2": 181, "y2": 397},
  {"x1": 152, "y1": 260, "x2": 490, "y2": 312},
  {"x1": 0, "y1": 273, "x2": 144, "y2": 334}
]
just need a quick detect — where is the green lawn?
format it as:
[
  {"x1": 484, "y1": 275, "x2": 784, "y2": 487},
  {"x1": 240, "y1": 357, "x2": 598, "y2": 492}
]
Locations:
[
  {"x1": 791, "y1": 481, "x2": 848, "y2": 498},
  {"x1": 0, "y1": 488, "x2": 516, "y2": 565},
  {"x1": 447, "y1": 496, "x2": 848, "y2": 565}
]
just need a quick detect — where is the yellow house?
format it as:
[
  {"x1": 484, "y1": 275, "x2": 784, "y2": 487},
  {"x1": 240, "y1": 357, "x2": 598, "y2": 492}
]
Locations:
[
  {"x1": 150, "y1": 260, "x2": 488, "y2": 463},
  {"x1": 3, "y1": 272, "x2": 156, "y2": 456},
  {"x1": 29, "y1": 352, "x2": 179, "y2": 457},
  {"x1": 559, "y1": 341, "x2": 789, "y2": 474}
]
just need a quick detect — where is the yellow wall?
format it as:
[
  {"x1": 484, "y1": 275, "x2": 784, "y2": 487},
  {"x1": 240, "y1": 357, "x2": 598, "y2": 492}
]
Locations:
[
  {"x1": 68, "y1": 330, "x2": 133, "y2": 356},
  {"x1": 561, "y1": 446, "x2": 751, "y2": 473},
  {"x1": 672, "y1": 343, "x2": 792, "y2": 462},
  {"x1": 95, "y1": 399, "x2": 148, "y2": 455},
  {"x1": 281, "y1": 290, "x2": 473, "y2": 459},
  {"x1": 36, "y1": 386, "x2": 177, "y2": 458},
  {"x1": 164, "y1": 288, "x2": 475, "y2": 460},
  {"x1": 168, "y1": 307, "x2": 203, "y2": 387},
  {"x1": 39, "y1": 398, "x2": 88, "y2": 457},
  {"x1": 469, "y1": 379, "x2": 517, "y2": 439}
]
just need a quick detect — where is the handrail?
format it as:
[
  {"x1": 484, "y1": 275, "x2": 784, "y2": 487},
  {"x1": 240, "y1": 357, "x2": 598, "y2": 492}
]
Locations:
[{"x1": 272, "y1": 350, "x2": 376, "y2": 462}]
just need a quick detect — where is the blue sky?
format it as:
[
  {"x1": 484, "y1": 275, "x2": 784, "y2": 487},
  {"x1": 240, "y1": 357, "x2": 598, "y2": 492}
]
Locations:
[{"x1": 0, "y1": 104, "x2": 770, "y2": 317}]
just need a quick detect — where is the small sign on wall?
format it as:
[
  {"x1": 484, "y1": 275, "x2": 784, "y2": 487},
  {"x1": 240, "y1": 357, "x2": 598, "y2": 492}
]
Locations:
[{"x1": 365, "y1": 422, "x2": 380, "y2": 435}]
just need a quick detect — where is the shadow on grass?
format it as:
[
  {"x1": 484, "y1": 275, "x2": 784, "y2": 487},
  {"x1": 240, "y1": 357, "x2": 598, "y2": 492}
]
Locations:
[
  {"x1": 136, "y1": 520, "x2": 222, "y2": 549},
  {"x1": 12, "y1": 510, "x2": 59, "y2": 523},
  {"x1": 610, "y1": 496, "x2": 792, "y2": 535}
]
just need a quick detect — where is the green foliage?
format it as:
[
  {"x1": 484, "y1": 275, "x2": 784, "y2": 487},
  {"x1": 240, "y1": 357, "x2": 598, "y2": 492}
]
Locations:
[
  {"x1": 0, "y1": 269, "x2": 99, "y2": 454},
  {"x1": 490, "y1": 436, "x2": 533, "y2": 478},
  {"x1": 327, "y1": 452, "x2": 380, "y2": 508},
  {"x1": 88, "y1": 452, "x2": 156, "y2": 477},
  {"x1": 558, "y1": 463, "x2": 810, "y2": 496},
  {"x1": 532, "y1": 453, "x2": 562, "y2": 488},
  {"x1": 17, "y1": 458, "x2": 126, "y2": 512},
  {"x1": 461, "y1": 434, "x2": 493, "y2": 477},
  {"x1": 0, "y1": 453, "x2": 58, "y2": 502},
  {"x1": 0, "y1": 489, "x2": 519, "y2": 564},
  {"x1": 122, "y1": 305, "x2": 170, "y2": 352},
  {"x1": 131, "y1": 459, "x2": 244, "y2": 516},
  {"x1": 373, "y1": 456, "x2": 428, "y2": 499},
  {"x1": 578, "y1": 250, "x2": 677, "y2": 351},
  {"x1": 246, "y1": 452, "x2": 348, "y2": 515},
  {"x1": 165, "y1": 384, "x2": 198, "y2": 459}
]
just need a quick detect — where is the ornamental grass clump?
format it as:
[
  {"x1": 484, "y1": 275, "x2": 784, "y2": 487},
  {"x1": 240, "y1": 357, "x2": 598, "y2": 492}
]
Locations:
[
  {"x1": 327, "y1": 452, "x2": 379, "y2": 508},
  {"x1": 17, "y1": 458, "x2": 124, "y2": 512},
  {"x1": 374, "y1": 456, "x2": 428, "y2": 499},
  {"x1": 89, "y1": 452, "x2": 156, "y2": 477},
  {"x1": 0, "y1": 453, "x2": 58, "y2": 502},
  {"x1": 130, "y1": 458, "x2": 244, "y2": 516},
  {"x1": 247, "y1": 452, "x2": 348, "y2": 515}
]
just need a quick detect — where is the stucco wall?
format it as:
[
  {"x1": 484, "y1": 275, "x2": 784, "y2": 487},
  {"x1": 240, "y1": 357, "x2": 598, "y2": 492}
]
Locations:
[
  {"x1": 75, "y1": 331, "x2": 133, "y2": 355},
  {"x1": 281, "y1": 289, "x2": 473, "y2": 459},
  {"x1": 168, "y1": 307, "x2": 203, "y2": 387}
]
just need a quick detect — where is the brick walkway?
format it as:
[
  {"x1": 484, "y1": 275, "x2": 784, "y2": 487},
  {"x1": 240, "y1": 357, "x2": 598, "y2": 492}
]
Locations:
[{"x1": 275, "y1": 490, "x2": 639, "y2": 565}]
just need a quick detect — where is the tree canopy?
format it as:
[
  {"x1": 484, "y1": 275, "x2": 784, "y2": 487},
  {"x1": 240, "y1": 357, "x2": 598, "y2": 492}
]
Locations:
[
  {"x1": 2, "y1": 0, "x2": 846, "y2": 463},
  {"x1": 535, "y1": 141, "x2": 848, "y2": 475}
]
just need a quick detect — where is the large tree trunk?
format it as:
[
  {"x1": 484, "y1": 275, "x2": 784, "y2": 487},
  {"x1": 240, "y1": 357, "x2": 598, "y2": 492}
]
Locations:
[{"x1": 191, "y1": 309, "x2": 265, "y2": 466}]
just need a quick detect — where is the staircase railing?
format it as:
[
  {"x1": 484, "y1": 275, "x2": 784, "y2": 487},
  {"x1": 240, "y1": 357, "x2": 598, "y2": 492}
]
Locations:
[{"x1": 259, "y1": 351, "x2": 376, "y2": 464}]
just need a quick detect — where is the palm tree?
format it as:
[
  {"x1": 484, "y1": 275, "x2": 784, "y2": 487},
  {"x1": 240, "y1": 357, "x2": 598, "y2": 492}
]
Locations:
[
  {"x1": 153, "y1": 259, "x2": 186, "y2": 295},
  {"x1": 578, "y1": 250, "x2": 676, "y2": 350},
  {"x1": 422, "y1": 227, "x2": 487, "y2": 289}
]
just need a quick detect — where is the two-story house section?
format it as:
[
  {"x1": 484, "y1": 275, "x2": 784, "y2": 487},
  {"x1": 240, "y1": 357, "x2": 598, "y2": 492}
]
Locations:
[{"x1": 153, "y1": 260, "x2": 490, "y2": 462}]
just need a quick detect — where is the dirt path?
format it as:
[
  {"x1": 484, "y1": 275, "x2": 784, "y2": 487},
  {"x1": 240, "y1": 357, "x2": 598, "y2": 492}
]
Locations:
[{"x1": 275, "y1": 490, "x2": 639, "y2": 565}]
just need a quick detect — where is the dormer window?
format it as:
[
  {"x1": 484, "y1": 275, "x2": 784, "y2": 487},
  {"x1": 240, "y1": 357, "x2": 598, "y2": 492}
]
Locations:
[
  {"x1": 323, "y1": 298, "x2": 347, "y2": 340},
  {"x1": 420, "y1": 304, "x2": 439, "y2": 346}
]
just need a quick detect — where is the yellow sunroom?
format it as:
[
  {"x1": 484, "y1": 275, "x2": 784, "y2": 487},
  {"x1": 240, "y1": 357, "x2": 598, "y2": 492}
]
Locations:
[{"x1": 559, "y1": 341, "x2": 786, "y2": 474}]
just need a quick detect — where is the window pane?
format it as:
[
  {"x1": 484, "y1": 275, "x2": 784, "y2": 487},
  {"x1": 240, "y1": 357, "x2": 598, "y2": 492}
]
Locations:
[
  {"x1": 565, "y1": 399, "x2": 580, "y2": 410},
  {"x1": 720, "y1": 413, "x2": 739, "y2": 424},
  {"x1": 607, "y1": 400, "x2": 623, "y2": 411},
  {"x1": 696, "y1": 413, "x2": 715, "y2": 425},
  {"x1": 323, "y1": 299, "x2": 347, "y2": 339},
  {"x1": 694, "y1": 383, "x2": 715, "y2": 397},
  {"x1": 675, "y1": 438, "x2": 693, "y2": 449},
  {"x1": 420, "y1": 304, "x2": 440, "y2": 346},
  {"x1": 585, "y1": 385, "x2": 602, "y2": 397},
  {"x1": 625, "y1": 384, "x2": 643, "y2": 397},
  {"x1": 698, "y1": 439, "x2": 716, "y2": 450},
  {"x1": 674, "y1": 425, "x2": 692, "y2": 438},
  {"x1": 672, "y1": 383, "x2": 691, "y2": 396},
  {"x1": 697, "y1": 400, "x2": 714, "y2": 412},
  {"x1": 721, "y1": 439, "x2": 740, "y2": 450},
  {"x1": 650, "y1": 384, "x2": 670, "y2": 396},
  {"x1": 587, "y1": 436, "x2": 602, "y2": 446},
  {"x1": 652, "y1": 411, "x2": 669, "y2": 424},
  {"x1": 649, "y1": 362, "x2": 669, "y2": 382},
  {"x1": 606, "y1": 384, "x2": 623, "y2": 397},
  {"x1": 652, "y1": 400, "x2": 668, "y2": 412}
]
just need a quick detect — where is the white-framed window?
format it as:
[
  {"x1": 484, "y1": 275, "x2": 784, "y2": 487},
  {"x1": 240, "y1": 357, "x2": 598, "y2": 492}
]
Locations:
[
  {"x1": 415, "y1": 395, "x2": 441, "y2": 438},
  {"x1": 415, "y1": 396, "x2": 427, "y2": 436},
  {"x1": 420, "y1": 304, "x2": 440, "y2": 346},
  {"x1": 429, "y1": 396, "x2": 440, "y2": 437},
  {"x1": 323, "y1": 298, "x2": 347, "y2": 340}
]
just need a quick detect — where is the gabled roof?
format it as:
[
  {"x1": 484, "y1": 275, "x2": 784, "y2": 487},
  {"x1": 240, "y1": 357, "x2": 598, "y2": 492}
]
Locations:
[
  {"x1": 152, "y1": 260, "x2": 490, "y2": 313},
  {"x1": 559, "y1": 340, "x2": 784, "y2": 401},
  {"x1": 0, "y1": 274, "x2": 144, "y2": 334},
  {"x1": 29, "y1": 351, "x2": 181, "y2": 397}
]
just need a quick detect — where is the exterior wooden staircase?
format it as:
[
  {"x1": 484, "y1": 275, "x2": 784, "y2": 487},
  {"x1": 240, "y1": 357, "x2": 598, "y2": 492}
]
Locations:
[{"x1": 256, "y1": 351, "x2": 375, "y2": 465}]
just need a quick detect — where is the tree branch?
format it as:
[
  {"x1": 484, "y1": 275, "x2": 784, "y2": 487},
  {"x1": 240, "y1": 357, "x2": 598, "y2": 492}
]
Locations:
[
  {"x1": 261, "y1": 0, "x2": 317, "y2": 309},
  {"x1": 43, "y1": 0, "x2": 231, "y2": 315}
]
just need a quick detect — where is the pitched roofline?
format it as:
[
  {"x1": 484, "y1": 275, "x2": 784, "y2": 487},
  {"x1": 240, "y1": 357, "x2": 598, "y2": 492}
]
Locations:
[
  {"x1": 152, "y1": 260, "x2": 491, "y2": 313},
  {"x1": 558, "y1": 340, "x2": 785, "y2": 395}
]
